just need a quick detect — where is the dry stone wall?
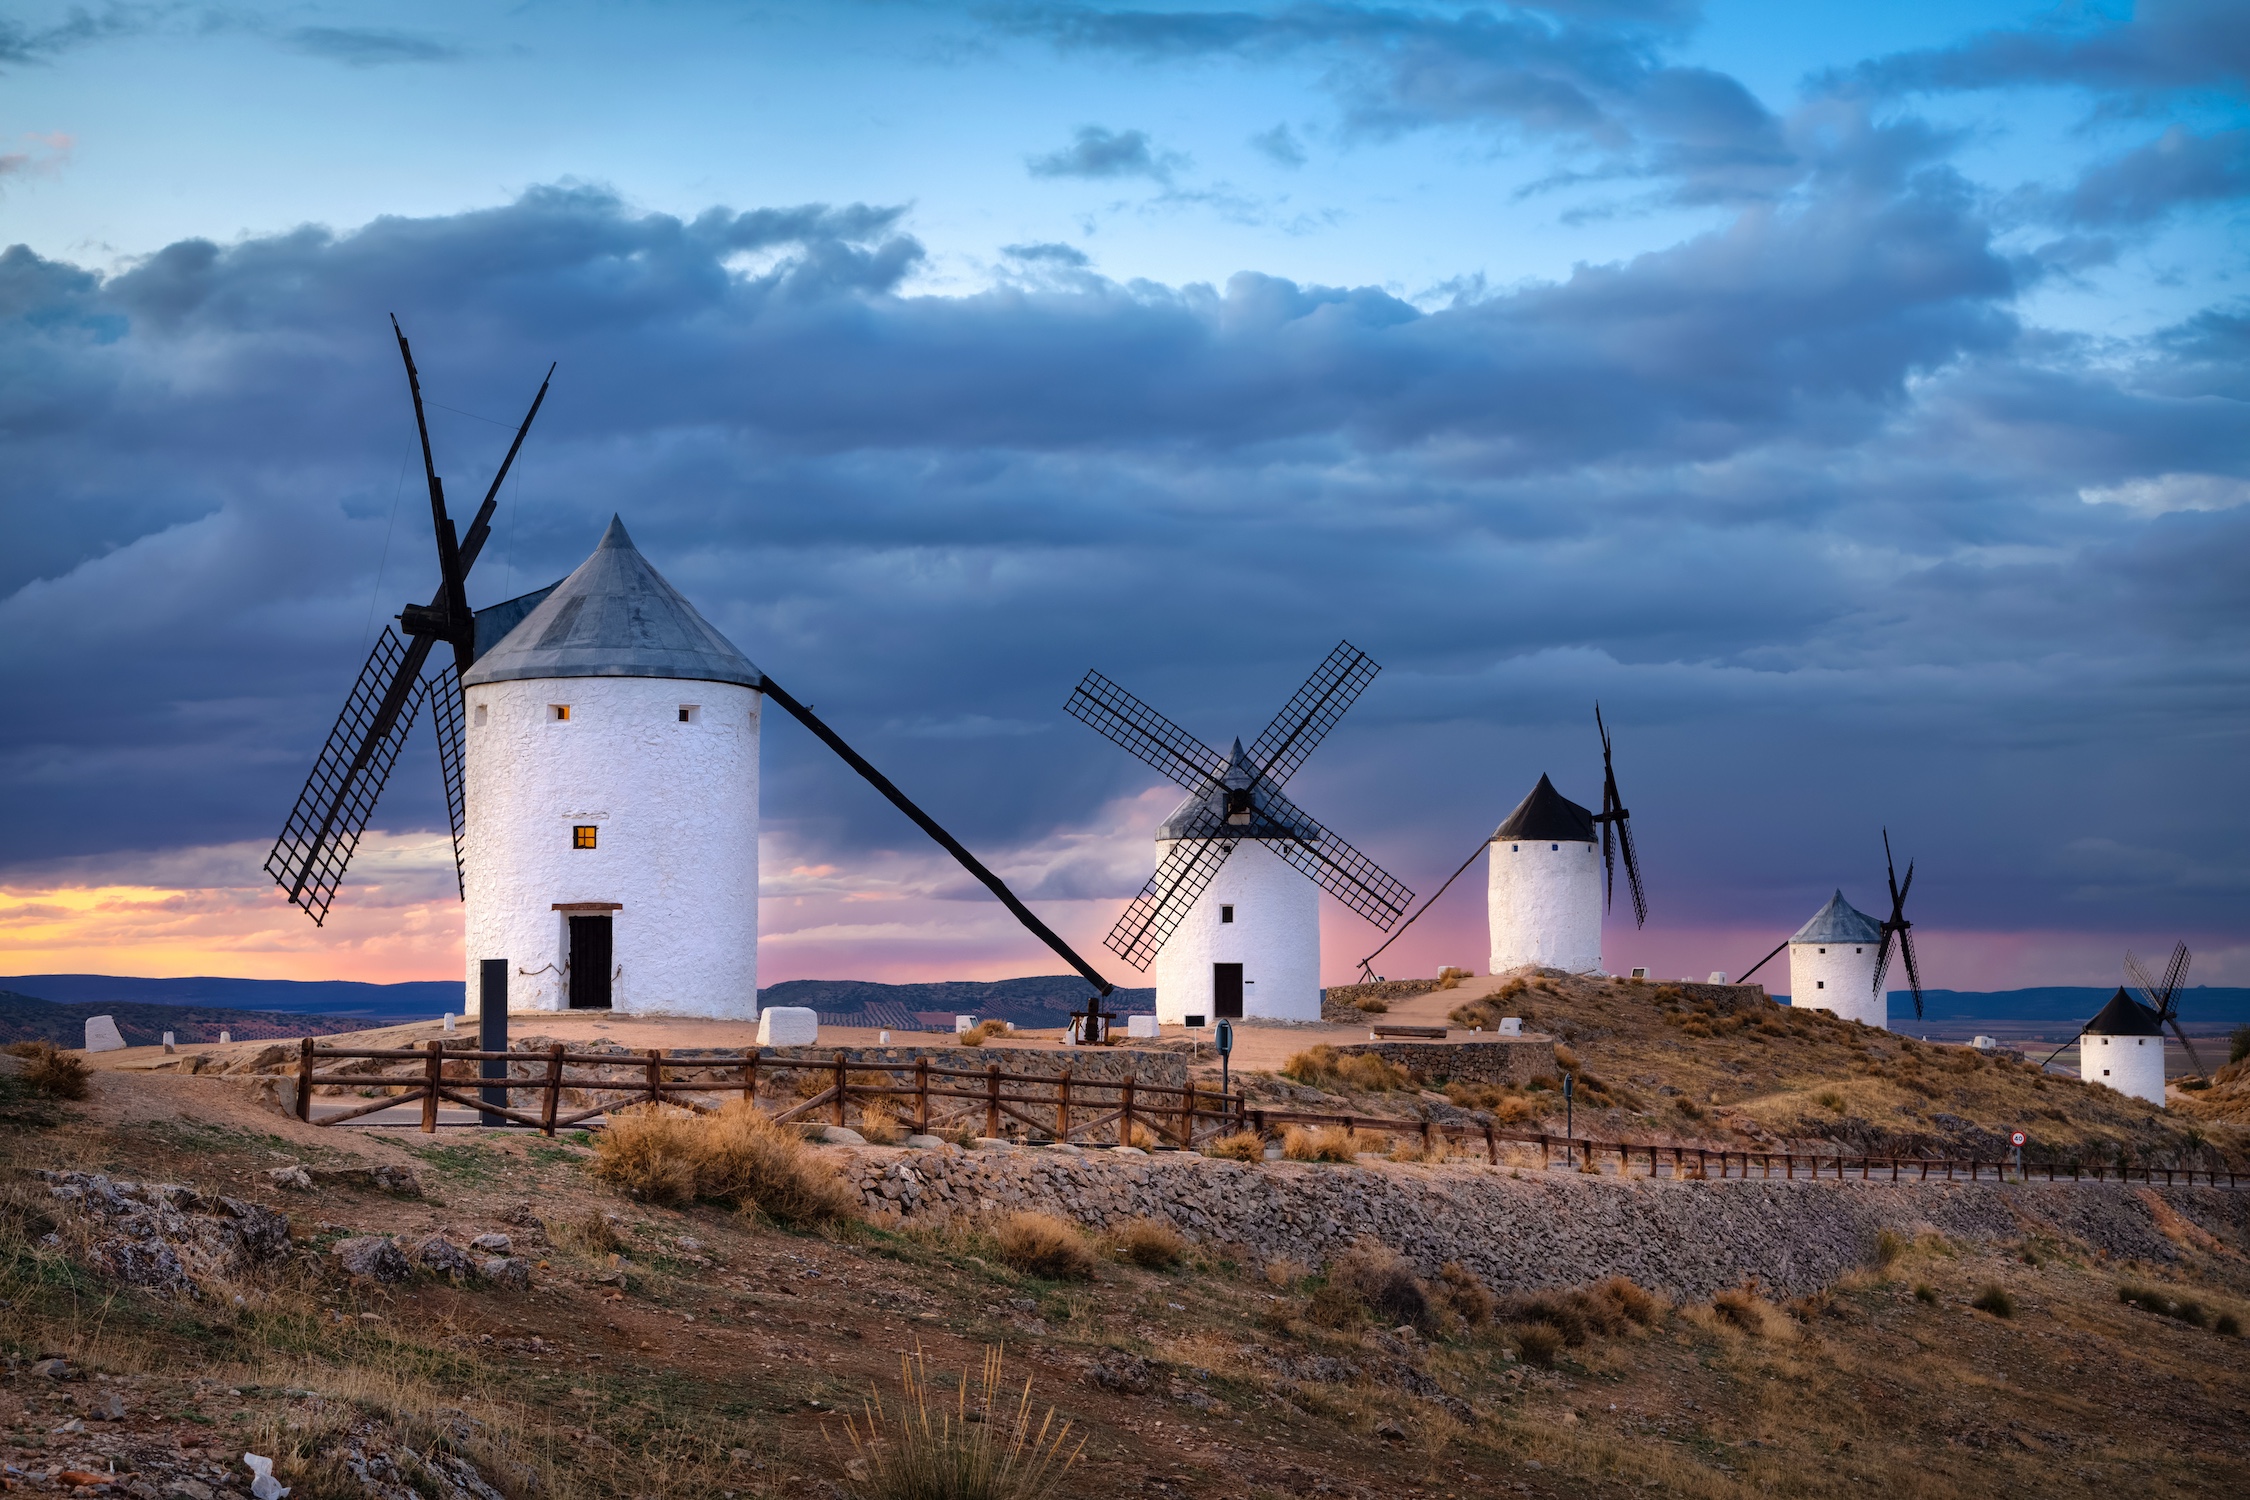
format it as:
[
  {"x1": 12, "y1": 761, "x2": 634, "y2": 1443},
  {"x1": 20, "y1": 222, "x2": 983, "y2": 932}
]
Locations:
[
  {"x1": 1331, "y1": 1037, "x2": 1555, "y2": 1086},
  {"x1": 838, "y1": 1144, "x2": 2250, "y2": 1300}
]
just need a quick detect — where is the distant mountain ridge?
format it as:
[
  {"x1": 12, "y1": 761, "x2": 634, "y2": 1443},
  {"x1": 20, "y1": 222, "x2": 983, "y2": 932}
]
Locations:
[
  {"x1": 0, "y1": 990, "x2": 391, "y2": 1048},
  {"x1": 2, "y1": 974, "x2": 460, "y2": 1019},
  {"x1": 756, "y1": 976, "x2": 1155, "y2": 1029}
]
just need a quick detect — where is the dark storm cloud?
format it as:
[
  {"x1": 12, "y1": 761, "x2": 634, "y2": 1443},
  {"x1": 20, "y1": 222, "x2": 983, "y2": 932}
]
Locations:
[
  {"x1": 2, "y1": 97, "x2": 2247, "y2": 943},
  {"x1": 1839, "y1": 0, "x2": 2250, "y2": 100},
  {"x1": 1001, "y1": 3, "x2": 1795, "y2": 203}
]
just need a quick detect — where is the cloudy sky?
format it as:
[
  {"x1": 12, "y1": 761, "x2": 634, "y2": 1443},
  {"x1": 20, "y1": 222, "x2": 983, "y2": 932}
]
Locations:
[{"x1": 2, "y1": 0, "x2": 2245, "y2": 993}]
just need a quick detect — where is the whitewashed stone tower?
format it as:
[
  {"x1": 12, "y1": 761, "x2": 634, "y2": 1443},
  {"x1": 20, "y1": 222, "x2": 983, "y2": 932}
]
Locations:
[
  {"x1": 460, "y1": 516, "x2": 762, "y2": 1017},
  {"x1": 1151, "y1": 742, "x2": 1322, "y2": 1024},
  {"x1": 1487, "y1": 775, "x2": 1603, "y2": 975},
  {"x1": 2079, "y1": 988, "x2": 2167, "y2": 1106},
  {"x1": 1787, "y1": 891, "x2": 1886, "y2": 1028}
]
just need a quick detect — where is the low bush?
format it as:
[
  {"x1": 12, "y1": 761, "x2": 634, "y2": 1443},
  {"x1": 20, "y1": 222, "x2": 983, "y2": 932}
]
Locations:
[
  {"x1": 2119, "y1": 1283, "x2": 2212, "y2": 1328},
  {"x1": 1913, "y1": 1283, "x2": 1939, "y2": 1305},
  {"x1": 1202, "y1": 1131, "x2": 1265, "y2": 1162},
  {"x1": 1321, "y1": 1240, "x2": 1432, "y2": 1332},
  {"x1": 1513, "y1": 1323, "x2": 1564, "y2": 1367},
  {"x1": 2230, "y1": 1024, "x2": 2250, "y2": 1066},
  {"x1": 1281, "y1": 1045, "x2": 1414, "y2": 1093},
  {"x1": 1874, "y1": 1228, "x2": 1906, "y2": 1268},
  {"x1": 1432, "y1": 1263, "x2": 1494, "y2": 1328},
  {"x1": 993, "y1": 1211, "x2": 1097, "y2": 1281},
  {"x1": 589, "y1": 1100, "x2": 860, "y2": 1225},
  {"x1": 857, "y1": 1100, "x2": 904, "y2": 1145},
  {"x1": 1355, "y1": 998, "x2": 1390, "y2": 1014},
  {"x1": 2, "y1": 1041, "x2": 92, "y2": 1101},
  {"x1": 1110, "y1": 1218, "x2": 1185, "y2": 1270},
  {"x1": 2218, "y1": 1312, "x2": 2243, "y2": 1337},
  {"x1": 957, "y1": 1020, "x2": 1010, "y2": 1047},
  {"x1": 1971, "y1": 1284, "x2": 2016, "y2": 1318}
]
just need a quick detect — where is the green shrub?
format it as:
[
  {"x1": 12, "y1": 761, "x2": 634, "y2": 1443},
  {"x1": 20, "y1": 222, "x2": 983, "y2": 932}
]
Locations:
[
  {"x1": 1971, "y1": 1285, "x2": 2015, "y2": 1318},
  {"x1": 2119, "y1": 1283, "x2": 2210, "y2": 1328},
  {"x1": 2230, "y1": 1025, "x2": 2250, "y2": 1066}
]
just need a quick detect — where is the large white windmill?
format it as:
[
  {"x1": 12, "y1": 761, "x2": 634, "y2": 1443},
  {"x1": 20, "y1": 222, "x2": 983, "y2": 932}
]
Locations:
[
  {"x1": 1066, "y1": 644, "x2": 1414, "y2": 1024},
  {"x1": 1738, "y1": 832, "x2": 1925, "y2": 1031},
  {"x1": 265, "y1": 324, "x2": 1126, "y2": 1024}
]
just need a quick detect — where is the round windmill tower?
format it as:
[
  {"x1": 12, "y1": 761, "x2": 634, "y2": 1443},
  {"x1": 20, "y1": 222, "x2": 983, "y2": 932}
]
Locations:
[
  {"x1": 1486, "y1": 708, "x2": 1646, "y2": 976},
  {"x1": 1067, "y1": 644, "x2": 1414, "y2": 1026},
  {"x1": 460, "y1": 517, "x2": 764, "y2": 1017},
  {"x1": 1786, "y1": 892, "x2": 1886, "y2": 1026},
  {"x1": 2077, "y1": 988, "x2": 2167, "y2": 1106}
]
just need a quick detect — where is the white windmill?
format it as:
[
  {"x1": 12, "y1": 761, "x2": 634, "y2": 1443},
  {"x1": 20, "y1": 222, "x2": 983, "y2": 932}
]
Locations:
[
  {"x1": 1066, "y1": 644, "x2": 1414, "y2": 1024},
  {"x1": 1738, "y1": 833, "x2": 1925, "y2": 1031},
  {"x1": 2048, "y1": 944, "x2": 2201, "y2": 1108},
  {"x1": 265, "y1": 324, "x2": 1129, "y2": 1026}
]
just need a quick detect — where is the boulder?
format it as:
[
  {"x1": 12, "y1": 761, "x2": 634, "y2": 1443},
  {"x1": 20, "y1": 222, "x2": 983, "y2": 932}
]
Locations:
[
  {"x1": 266, "y1": 1165, "x2": 315, "y2": 1192},
  {"x1": 469, "y1": 1233, "x2": 511, "y2": 1253},
  {"x1": 756, "y1": 1007, "x2": 819, "y2": 1047},
  {"x1": 408, "y1": 1235, "x2": 476, "y2": 1280},
  {"x1": 332, "y1": 1236, "x2": 413, "y2": 1284},
  {"x1": 478, "y1": 1256, "x2": 532, "y2": 1291},
  {"x1": 818, "y1": 1125, "x2": 868, "y2": 1146}
]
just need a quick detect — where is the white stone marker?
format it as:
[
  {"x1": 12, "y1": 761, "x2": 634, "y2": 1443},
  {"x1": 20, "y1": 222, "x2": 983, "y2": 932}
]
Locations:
[
  {"x1": 757, "y1": 1007, "x2": 818, "y2": 1047},
  {"x1": 1127, "y1": 1014, "x2": 1161, "y2": 1040},
  {"x1": 1497, "y1": 1017, "x2": 1523, "y2": 1037},
  {"x1": 162, "y1": 1032, "x2": 176, "y2": 1053},
  {"x1": 219, "y1": 1031, "x2": 232, "y2": 1044},
  {"x1": 83, "y1": 1016, "x2": 126, "y2": 1052}
]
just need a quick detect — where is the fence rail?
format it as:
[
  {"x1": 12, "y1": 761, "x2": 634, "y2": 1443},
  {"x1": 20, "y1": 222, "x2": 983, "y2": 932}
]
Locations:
[{"x1": 295, "y1": 1041, "x2": 2244, "y2": 1188}]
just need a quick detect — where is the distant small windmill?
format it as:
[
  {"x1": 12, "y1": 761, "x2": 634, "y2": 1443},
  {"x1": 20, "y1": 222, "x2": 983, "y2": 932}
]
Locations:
[
  {"x1": 1738, "y1": 830, "x2": 1922, "y2": 1029},
  {"x1": 1067, "y1": 643, "x2": 1414, "y2": 1022},
  {"x1": 2043, "y1": 943, "x2": 2201, "y2": 1106}
]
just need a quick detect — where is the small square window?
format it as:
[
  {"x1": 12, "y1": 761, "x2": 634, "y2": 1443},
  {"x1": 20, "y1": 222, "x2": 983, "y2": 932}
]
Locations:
[
  {"x1": 1818, "y1": 947, "x2": 1826, "y2": 955},
  {"x1": 1219, "y1": 904, "x2": 1234, "y2": 924},
  {"x1": 572, "y1": 825, "x2": 597, "y2": 849},
  {"x1": 678, "y1": 705, "x2": 701, "y2": 724},
  {"x1": 1550, "y1": 843, "x2": 1558, "y2": 851},
  {"x1": 472, "y1": 704, "x2": 488, "y2": 727},
  {"x1": 550, "y1": 704, "x2": 571, "y2": 722},
  {"x1": 1816, "y1": 980, "x2": 1825, "y2": 990}
]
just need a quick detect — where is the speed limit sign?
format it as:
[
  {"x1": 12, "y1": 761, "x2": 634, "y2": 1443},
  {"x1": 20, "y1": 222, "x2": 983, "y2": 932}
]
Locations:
[{"x1": 2010, "y1": 1130, "x2": 2027, "y2": 1147}]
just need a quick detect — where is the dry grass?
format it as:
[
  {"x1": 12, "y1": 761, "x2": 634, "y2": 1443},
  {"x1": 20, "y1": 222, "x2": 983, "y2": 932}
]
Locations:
[
  {"x1": 1514, "y1": 1322, "x2": 1564, "y2": 1367},
  {"x1": 1710, "y1": 1282, "x2": 1774, "y2": 1334},
  {"x1": 1431, "y1": 1262, "x2": 1495, "y2": 1329},
  {"x1": 1970, "y1": 1284, "x2": 2016, "y2": 1318},
  {"x1": 1279, "y1": 1124, "x2": 1382, "y2": 1163},
  {"x1": 991, "y1": 1211, "x2": 1097, "y2": 1281},
  {"x1": 2, "y1": 1041, "x2": 92, "y2": 1101},
  {"x1": 1354, "y1": 997, "x2": 1390, "y2": 1014},
  {"x1": 1108, "y1": 1217, "x2": 1186, "y2": 1270},
  {"x1": 1281, "y1": 1045, "x2": 1414, "y2": 1093},
  {"x1": 837, "y1": 1346, "x2": 1083, "y2": 1500},
  {"x1": 1316, "y1": 1239, "x2": 1432, "y2": 1331},
  {"x1": 858, "y1": 1100, "x2": 905, "y2": 1145},
  {"x1": 956, "y1": 1021, "x2": 1010, "y2": 1047},
  {"x1": 589, "y1": 1100, "x2": 861, "y2": 1225},
  {"x1": 1201, "y1": 1131, "x2": 1265, "y2": 1162}
]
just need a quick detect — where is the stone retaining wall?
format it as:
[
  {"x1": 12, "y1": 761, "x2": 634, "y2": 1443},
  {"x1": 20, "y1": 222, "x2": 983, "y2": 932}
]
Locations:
[
  {"x1": 761, "y1": 1044, "x2": 1187, "y2": 1089},
  {"x1": 1331, "y1": 1038, "x2": 1555, "y2": 1086},
  {"x1": 839, "y1": 1144, "x2": 2250, "y2": 1300}
]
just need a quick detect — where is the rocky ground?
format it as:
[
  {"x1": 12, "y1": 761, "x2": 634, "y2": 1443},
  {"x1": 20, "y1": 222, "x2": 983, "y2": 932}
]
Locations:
[{"x1": 5, "y1": 1021, "x2": 2250, "y2": 1499}]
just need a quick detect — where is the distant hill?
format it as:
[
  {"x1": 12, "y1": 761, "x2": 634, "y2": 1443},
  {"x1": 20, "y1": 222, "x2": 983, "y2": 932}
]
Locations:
[
  {"x1": 1764, "y1": 987, "x2": 2250, "y2": 1026},
  {"x1": 0, "y1": 990, "x2": 394, "y2": 1048},
  {"x1": 757, "y1": 976, "x2": 1155, "y2": 1030},
  {"x1": 1, "y1": 974, "x2": 460, "y2": 1021}
]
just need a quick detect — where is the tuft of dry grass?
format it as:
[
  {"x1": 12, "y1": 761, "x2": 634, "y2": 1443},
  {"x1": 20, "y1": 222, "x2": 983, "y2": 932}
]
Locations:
[
  {"x1": 1971, "y1": 1284, "x2": 2017, "y2": 1318},
  {"x1": 3, "y1": 1041, "x2": 92, "y2": 1101},
  {"x1": 957, "y1": 1020, "x2": 1011, "y2": 1047},
  {"x1": 1874, "y1": 1228, "x2": 1906, "y2": 1268},
  {"x1": 1202, "y1": 1131, "x2": 1265, "y2": 1162},
  {"x1": 1280, "y1": 1124, "x2": 1381, "y2": 1162},
  {"x1": 2119, "y1": 1282, "x2": 2215, "y2": 1328},
  {"x1": 1711, "y1": 1282, "x2": 1773, "y2": 1334},
  {"x1": 992, "y1": 1211, "x2": 1097, "y2": 1281},
  {"x1": 589, "y1": 1100, "x2": 861, "y2": 1225},
  {"x1": 858, "y1": 1100, "x2": 905, "y2": 1145},
  {"x1": 1514, "y1": 1323, "x2": 1564, "y2": 1367},
  {"x1": 1432, "y1": 1262, "x2": 1495, "y2": 1328},
  {"x1": 1355, "y1": 997, "x2": 1390, "y2": 1014},
  {"x1": 1108, "y1": 1217, "x2": 1186, "y2": 1270},
  {"x1": 1281, "y1": 1044, "x2": 1414, "y2": 1093},
  {"x1": 838, "y1": 1345, "x2": 1084, "y2": 1500}
]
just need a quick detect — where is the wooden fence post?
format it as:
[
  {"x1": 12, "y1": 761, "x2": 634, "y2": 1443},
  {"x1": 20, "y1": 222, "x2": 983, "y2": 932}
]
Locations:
[
  {"x1": 744, "y1": 1052, "x2": 758, "y2": 1109},
  {"x1": 986, "y1": 1064, "x2": 1002, "y2": 1140},
  {"x1": 1057, "y1": 1066, "x2": 1072, "y2": 1142},
  {"x1": 1181, "y1": 1077, "x2": 1196, "y2": 1150},
  {"x1": 296, "y1": 1038, "x2": 314, "y2": 1123},
  {"x1": 834, "y1": 1051, "x2": 849, "y2": 1127},
  {"x1": 1120, "y1": 1076, "x2": 1137, "y2": 1147},
  {"x1": 1484, "y1": 1124, "x2": 1498, "y2": 1165},
  {"x1": 915, "y1": 1058, "x2": 931, "y2": 1133},
  {"x1": 541, "y1": 1044, "x2": 563, "y2": 1136},
  {"x1": 421, "y1": 1040, "x2": 441, "y2": 1133}
]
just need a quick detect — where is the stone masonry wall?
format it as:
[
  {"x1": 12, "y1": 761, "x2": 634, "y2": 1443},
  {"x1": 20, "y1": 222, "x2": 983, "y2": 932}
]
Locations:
[
  {"x1": 839, "y1": 1144, "x2": 2250, "y2": 1301},
  {"x1": 1330, "y1": 1038, "x2": 1556, "y2": 1086}
]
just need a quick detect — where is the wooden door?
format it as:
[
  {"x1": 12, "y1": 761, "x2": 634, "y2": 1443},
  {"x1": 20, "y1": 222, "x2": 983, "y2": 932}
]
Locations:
[
  {"x1": 568, "y1": 916, "x2": 613, "y2": 1009},
  {"x1": 1213, "y1": 962, "x2": 1244, "y2": 1019}
]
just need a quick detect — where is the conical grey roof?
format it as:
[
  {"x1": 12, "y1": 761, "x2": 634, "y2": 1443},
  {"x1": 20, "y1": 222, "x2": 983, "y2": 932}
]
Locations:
[
  {"x1": 463, "y1": 516, "x2": 763, "y2": 689},
  {"x1": 1491, "y1": 774, "x2": 1595, "y2": 843},
  {"x1": 1791, "y1": 890, "x2": 1884, "y2": 944},
  {"x1": 2083, "y1": 986, "x2": 2164, "y2": 1036},
  {"x1": 1157, "y1": 739, "x2": 1321, "y2": 842}
]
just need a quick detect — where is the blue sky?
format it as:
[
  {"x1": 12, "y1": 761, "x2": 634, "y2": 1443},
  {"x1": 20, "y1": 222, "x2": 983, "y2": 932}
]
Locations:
[{"x1": 1, "y1": 1, "x2": 2246, "y2": 990}]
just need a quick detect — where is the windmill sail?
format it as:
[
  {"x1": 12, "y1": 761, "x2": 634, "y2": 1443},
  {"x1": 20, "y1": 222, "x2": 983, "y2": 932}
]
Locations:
[
  {"x1": 1591, "y1": 704, "x2": 1648, "y2": 927},
  {"x1": 1871, "y1": 830, "x2": 1924, "y2": 1019},
  {"x1": 1105, "y1": 810, "x2": 1240, "y2": 969},
  {"x1": 1246, "y1": 641, "x2": 1378, "y2": 789},
  {"x1": 264, "y1": 630, "x2": 428, "y2": 925},
  {"x1": 2127, "y1": 942, "x2": 2205, "y2": 1075},
  {"x1": 428, "y1": 667, "x2": 468, "y2": 898},
  {"x1": 1065, "y1": 671, "x2": 1230, "y2": 796},
  {"x1": 266, "y1": 323, "x2": 554, "y2": 923}
]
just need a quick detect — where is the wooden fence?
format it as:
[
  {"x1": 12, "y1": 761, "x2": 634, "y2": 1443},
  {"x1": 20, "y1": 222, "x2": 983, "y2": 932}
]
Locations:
[{"x1": 295, "y1": 1041, "x2": 2244, "y2": 1188}]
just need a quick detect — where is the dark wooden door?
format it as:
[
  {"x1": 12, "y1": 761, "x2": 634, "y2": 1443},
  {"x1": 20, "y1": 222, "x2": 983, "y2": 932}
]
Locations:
[
  {"x1": 1213, "y1": 962, "x2": 1244, "y2": 1019},
  {"x1": 568, "y1": 916, "x2": 613, "y2": 1009}
]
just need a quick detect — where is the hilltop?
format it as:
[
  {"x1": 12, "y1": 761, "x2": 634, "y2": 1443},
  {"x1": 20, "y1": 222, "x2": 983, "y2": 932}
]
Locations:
[{"x1": 0, "y1": 990, "x2": 389, "y2": 1049}]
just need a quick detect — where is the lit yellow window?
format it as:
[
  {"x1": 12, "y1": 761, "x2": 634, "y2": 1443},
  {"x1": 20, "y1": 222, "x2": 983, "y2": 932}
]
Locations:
[
  {"x1": 572, "y1": 825, "x2": 597, "y2": 849},
  {"x1": 550, "y1": 704, "x2": 571, "y2": 721}
]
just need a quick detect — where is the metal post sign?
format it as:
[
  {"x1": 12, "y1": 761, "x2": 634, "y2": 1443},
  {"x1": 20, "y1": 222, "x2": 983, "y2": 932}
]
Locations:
[
  {"x1": 2010, "y1": 1129, "x2": 2026, "y2": 1182},
  {"x1": 1215, "y1": 1019, "x2": 1234, "y2": 1095}
]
